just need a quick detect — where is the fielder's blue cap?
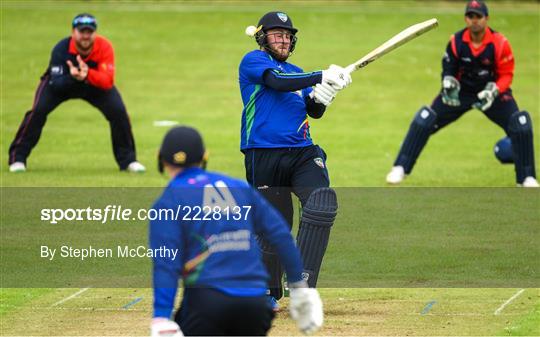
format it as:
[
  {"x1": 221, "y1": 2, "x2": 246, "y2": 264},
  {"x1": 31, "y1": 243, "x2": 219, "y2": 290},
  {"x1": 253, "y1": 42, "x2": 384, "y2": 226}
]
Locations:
[
  {"x1": 158, "y1": 126, "x2": 207, "y2": 173},
  {"x1": 72, "y1": 13, "x2": 97, "y2": 31}
]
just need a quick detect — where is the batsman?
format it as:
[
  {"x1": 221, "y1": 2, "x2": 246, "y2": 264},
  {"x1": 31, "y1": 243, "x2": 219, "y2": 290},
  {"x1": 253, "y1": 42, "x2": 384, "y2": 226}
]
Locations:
[
  {"x1": 386, "y1": 0, "x2": 538, "y2": 187},
  {"x1": 239, "y1": 11, "x2": 353, "y2": 308}
]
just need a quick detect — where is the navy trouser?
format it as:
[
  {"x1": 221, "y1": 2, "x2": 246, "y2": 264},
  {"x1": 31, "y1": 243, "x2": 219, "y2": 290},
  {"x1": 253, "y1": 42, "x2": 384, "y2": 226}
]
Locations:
[
  {"x1": 395, "y1": 90, "x2": 520, "y2": 174},
  {"x1": 244, "y1": 145, "x2": 330, "y2": 299},
  {"x1": 430, "y1": 90, "x2": 519, "y2": 133},
  {"x1": 244, "y1": 145, "x2": 330, "y2": 223},
  {"x1": 175, "y1": 288, "x2": 274, "y2": 336},
  {"x1": 9, "y1": 75, "x2": 136, "y2": 169}
]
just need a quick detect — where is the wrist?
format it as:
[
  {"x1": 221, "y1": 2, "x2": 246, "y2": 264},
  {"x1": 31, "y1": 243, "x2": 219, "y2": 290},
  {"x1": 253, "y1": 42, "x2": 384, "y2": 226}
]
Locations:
[
  {"x1": 289, "y1": 280, "x2": 308, "y2": 288},
  {"x1": 442, "y1": 75, "x2": 459, "y2": 90},
  {"x1": 152, "y1": 317, "x2": 169, "y2": 323},
  {"x1": 487, "y1": 82, "x2": 499, "y2": 94}
]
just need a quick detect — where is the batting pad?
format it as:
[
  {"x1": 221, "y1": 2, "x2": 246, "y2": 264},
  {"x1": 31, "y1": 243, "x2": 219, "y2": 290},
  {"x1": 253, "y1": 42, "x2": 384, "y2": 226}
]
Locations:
[
  {"x1": 508, "y1": 111, "x2": 536, "y2": 183},
  {"x1": 394, "y1": 106, "x2": 437, "y2": 173},
  {"x1": 296, "y1": 188, "x2": 338, "y2": 287},
  {"x1": 256, "y1": 235, "x2": 284, "y2": 299}
]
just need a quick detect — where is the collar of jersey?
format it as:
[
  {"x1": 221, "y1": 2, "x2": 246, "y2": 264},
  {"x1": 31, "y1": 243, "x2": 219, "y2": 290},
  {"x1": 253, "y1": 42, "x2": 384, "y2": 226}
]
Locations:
[
  {"x1": 463, "y1": 27, "x2": 494, "y2": 46},
  {"x1": 173, "y1": 167, "x2": 205, "y2": 180}
]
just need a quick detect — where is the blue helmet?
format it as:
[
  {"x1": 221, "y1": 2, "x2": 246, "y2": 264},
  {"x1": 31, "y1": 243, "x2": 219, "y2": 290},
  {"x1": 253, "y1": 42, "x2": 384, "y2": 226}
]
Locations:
[
  {"x1": 254, "y1": 12, "x2": 298, "y2": 58},
  {"x1": 494, "y1": 136, "x2": 513, "y2": 164}
]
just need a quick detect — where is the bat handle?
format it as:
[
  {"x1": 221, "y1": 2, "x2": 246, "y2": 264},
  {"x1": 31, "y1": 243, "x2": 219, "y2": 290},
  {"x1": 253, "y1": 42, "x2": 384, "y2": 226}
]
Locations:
[{"x1": 344, "y1": 64, "x2": 356, "y2": 75}]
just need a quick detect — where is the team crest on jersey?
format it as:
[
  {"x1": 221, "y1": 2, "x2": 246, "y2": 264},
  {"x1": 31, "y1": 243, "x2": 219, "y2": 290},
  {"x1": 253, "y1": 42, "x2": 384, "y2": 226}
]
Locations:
[
  {"x1": 481, "y1": 58, "x2": 491, "y2": 66},
  {"x1": 277, "y1": 12, "x2": 288, "y2": 22},
  {"x1": 314, "y1": 157, "x2": 325, "y2": 169},
  {"x1": 478, "y1": 69, "x2": 489, "y2": 76},
  {"x1": 501, "y1": 94, "x2": 513, "y2": 102},
  {"x1": 51, "y1": 66, "x2": 63, "y2": 75}
]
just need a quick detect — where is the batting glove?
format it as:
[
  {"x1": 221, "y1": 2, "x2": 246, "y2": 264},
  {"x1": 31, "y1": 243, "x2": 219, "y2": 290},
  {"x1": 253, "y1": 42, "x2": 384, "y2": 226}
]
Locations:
[
  {"x1": 151, "y1": 318, "x2": 183, "y2": 337},
  {"x1": 289, "y1": 281, "x2": 323, "y2": 335},
  {"x1": 310, "y1": 82, "x2": 338, "y2": 106},
  {"x1": 441, "y1": 75, "x2": 461, "y2": 107},
  {"x1": 322, "y1": 64, "x2": 352, "y2": 90},
  {"x1": 473, "y1": 82, "x2": 499, "y2": 111}
]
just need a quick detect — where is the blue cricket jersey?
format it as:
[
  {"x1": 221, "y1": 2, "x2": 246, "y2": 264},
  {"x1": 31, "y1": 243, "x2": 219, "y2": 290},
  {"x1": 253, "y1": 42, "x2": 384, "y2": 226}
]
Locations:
[
  {"x1": 239, "y1": 50, "x2": 321, "y2": 150},
  {"x1": 150, "y1": 167, "x2": 304, "y2": 318}
]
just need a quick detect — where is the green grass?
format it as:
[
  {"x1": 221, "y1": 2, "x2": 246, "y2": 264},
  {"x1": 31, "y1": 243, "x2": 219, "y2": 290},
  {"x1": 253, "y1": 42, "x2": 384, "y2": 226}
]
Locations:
[
  {"x1": 1, "y1": 1, "x2": 539, "y2": 336},
  {"x1": 501, "y1": 302, "x2": 540, "y2": 336},
  {"x1": 0, "y1": 288, "x2": 53, "y2": 316},
  {"x1": 1, "y1": 1, "x2": 539, "y2": 187}
]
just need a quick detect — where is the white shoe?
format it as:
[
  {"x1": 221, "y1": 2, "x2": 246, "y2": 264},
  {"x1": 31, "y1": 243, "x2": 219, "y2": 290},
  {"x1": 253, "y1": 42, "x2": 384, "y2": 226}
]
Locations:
[
  {"x1": 127, "y1": 161, "x2": 146, "y2": 173},
  {"x1": 521, "y1": 176, "x2": 539, "y2": 188},
  {"x1": 386, "y1": 166, "x2": 405, "y2": 184},
  {"x1": 9, "y1": 162, "x2": 26, "y2": 172}
]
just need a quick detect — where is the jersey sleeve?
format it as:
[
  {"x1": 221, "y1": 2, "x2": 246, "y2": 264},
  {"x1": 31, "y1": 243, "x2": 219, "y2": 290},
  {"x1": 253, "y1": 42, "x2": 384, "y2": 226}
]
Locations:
[
  {"x1": 263, "y1": 69, "x2": 322, "y2": 92},
  {"x1": 493, "y1": 34, "x2": 514, "y2": 93},
  {"x1": 86, "y1": 38, "x2": 115, "y2": 90},
  {"x1": 150, "y1": 197, "x2": 183, "y2": 319},
  {"x1": 47, "y1": 41, "x2": 75, "y2": 92},
  {"x1": 251, "y1": 189, "x2": 304, "y2": 283},
  {"x1": 442, "y1": 35, "x2": 459, "y2": 79},
  {"x1": 239, "y1": 51, "x2": 280, "y2": 84}
]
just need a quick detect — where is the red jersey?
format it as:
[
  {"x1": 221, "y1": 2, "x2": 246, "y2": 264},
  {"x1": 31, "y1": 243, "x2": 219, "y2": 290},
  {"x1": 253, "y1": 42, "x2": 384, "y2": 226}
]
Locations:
[{"x1": 442, "y1": 27, "x2": 514, "y2": 93}]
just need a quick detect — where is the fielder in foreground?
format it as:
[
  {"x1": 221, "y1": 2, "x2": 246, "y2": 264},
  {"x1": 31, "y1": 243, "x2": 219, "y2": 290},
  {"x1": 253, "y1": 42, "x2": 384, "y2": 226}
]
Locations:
[
  {"x1": 150, "y1": 126, "x2": 323, "y2": 336},
  {"x1": 240, "y1": 11, "x2": 351, "y2": 309},
  {"x1": 8, "y1": 14, "x2": 145, "y2": 173},
  {"x1": 386, "y1": 0, "x2": 538, "y2": 187}
]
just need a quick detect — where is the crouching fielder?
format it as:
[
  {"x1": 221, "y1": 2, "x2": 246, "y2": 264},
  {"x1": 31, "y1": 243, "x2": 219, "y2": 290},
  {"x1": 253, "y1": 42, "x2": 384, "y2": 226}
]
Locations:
[
  {"x1": 386, "y1": 0, "x2": 537, "y2": 187},
  {"x1": 150, "y1": 126, "x2": 323, "y2": 336}
]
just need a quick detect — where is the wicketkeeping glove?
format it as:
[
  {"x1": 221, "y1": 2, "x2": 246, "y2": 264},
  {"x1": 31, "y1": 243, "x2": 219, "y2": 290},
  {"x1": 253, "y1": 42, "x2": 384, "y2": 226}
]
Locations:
[
  {"x1": 441, "y1": 75, "x2": 461, "y2": 107},
  {"x1": 473, "y1": 82, "x2": 498, "y2": 111},
  {"x1": 322, "y1": 64, "x2": 352, "y2": 90},
  {"x1": 151, "y1": 318, "x2": 183, "y2": 337},
  {"x1": 310, "y1": 82, "x2": 338, "y2": 106},
  {"x1": 289, "y1": 281, "x2": 323, "y2": 335}
]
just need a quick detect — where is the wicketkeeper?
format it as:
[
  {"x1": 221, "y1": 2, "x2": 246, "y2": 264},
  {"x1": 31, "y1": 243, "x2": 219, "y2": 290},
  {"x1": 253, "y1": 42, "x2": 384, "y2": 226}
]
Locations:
[
  {"x1": 150, "y1": 126, "x2": 323, "y2": 336},
  {"x1": 386, "y1": 0, "x2": 537, "y2": 187}
]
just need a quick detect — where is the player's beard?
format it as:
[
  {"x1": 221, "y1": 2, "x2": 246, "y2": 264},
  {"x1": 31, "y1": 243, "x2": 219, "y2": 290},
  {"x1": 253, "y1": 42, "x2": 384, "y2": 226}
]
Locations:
[
  {"x1": 268, "y1": 43, "x2": 290, "y2": 62},
  {"x1": 471, "y1": 26, "x2": 485, "y2": 35},
  {"x1": 75, "y1": 39, "x2": 94, "y2": 56}
]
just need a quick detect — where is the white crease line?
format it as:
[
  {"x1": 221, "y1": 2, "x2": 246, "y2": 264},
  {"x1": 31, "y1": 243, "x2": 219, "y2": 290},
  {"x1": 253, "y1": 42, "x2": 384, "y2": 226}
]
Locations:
[
  {"x1": 494, "y1": 289, "x2": 525, "y2": 315},
  {"x1": 11, "y1": 306, "x2": 528, "y2": 316},
  {"x1": 50, "y1": 288, "x2": 90, "y2": 307}
]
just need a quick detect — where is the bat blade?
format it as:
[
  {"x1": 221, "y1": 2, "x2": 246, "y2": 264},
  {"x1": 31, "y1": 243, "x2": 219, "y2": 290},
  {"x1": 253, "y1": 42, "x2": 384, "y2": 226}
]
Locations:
[{"x1": 345, "y1": 18, "x2": 439, "y2": 74}]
